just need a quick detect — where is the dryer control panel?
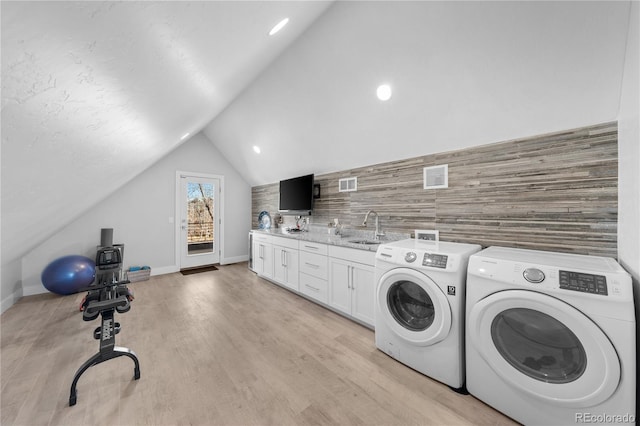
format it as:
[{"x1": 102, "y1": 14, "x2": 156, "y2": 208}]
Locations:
[
  {"x1": 559, "y1": 270, "x2": 608, "y2": 295},
  {"x1": 422, "y1": 253, "x2": 448, "y2": 269}
]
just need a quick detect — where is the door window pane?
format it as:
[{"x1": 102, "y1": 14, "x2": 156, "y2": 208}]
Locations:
[
  {"x1": 491, "y1": 308, "x2": 587, "y2": 383},
  {"x1": 187, "y1": 182, "x2": 214, "y2": 255},
  {"x1": 387, "y1": 280, "x2": 435, "y2": 331}
]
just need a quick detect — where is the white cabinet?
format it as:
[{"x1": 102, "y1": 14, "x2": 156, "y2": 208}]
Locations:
[
  {"x1": 299, "y1": 241, "x2": 328, "y2": 303},
  {"x1": 328, "y1": 258, "x2": 352, "y2": 314},
  {"x1": 350, "y1": 263, "x2": 375, "y2": 326},
  {"x1": 328, "y1": 246, "x2": 376, "y2": 327},
  {"x1": 250, "y1": 232, "x2": 377, "y2": 328},
  {"x1": 299, "y1": 241, "x2": 328, "y2": 256},
  {"x1": 272, "y1": 236, "x2": 299, "y2": 291},
  {"x1": 299, "y1": 250, "x2": 328, "y2": 280},
  {"x1": 252, "y1": 233, "x2": 273, "y2": 279},
  {"x1": 299, "y1": 273, "x2": 328, "y2": 303}
]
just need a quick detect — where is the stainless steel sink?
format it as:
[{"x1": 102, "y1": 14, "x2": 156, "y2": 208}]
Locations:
[{"x1": 349, "y1": 239, "x2": 381, "y2": 245}]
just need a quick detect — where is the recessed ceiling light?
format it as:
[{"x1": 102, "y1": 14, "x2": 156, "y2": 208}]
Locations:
[
  {"x1": 253, "y1": 145, "x2": 261, "y2": 154},
  {"x1": 269, "y1": 18, "x2": 289, "y2": 36},
  {"x1": 180, "y1": 132, "x2": 190, "y2": 140},
  {"x1": 376, "y1": 84, "x2": 392, "y2": 101}
]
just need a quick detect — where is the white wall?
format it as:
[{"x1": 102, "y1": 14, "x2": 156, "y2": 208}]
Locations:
[
  {"x1": 618, "y1": 1, "x2": 639, "y2": 282},
  {"x1": 617, "y1": 1, "x2": 639, "y2": 397},
  {"x1": 17, "y1": 133, "x2": 251, "y2": 298}
]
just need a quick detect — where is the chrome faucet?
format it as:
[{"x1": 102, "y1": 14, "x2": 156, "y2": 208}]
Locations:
[{"x1": 362, "y1": 210, "x2": 385, "y2": 240}]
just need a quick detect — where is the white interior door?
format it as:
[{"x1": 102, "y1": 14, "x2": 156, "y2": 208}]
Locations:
[{"x1": 178, "y1": 173, "x2": 221, "y2": 269}]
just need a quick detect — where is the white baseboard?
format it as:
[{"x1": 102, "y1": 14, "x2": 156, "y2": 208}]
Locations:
[
  {"x1": 1, "y1": 289, "x2": 23, "y2": 314},
  {"x1": 151, "y1": 265, "x2": 180, "y2": 276},
  {"x1": 23, "y1": 283, "x2": 47, "y2": 297},
  {"x1": 221, "y1": 255, "x2": 249, "y2": 265},
  {"x1": 150, "y1": 265, "x2": 179, "y2": 276}
]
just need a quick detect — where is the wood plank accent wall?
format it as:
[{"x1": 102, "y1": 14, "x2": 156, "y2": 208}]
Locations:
[{"x1": 252, "y1": 122, "x2": 618, "y2": 258}]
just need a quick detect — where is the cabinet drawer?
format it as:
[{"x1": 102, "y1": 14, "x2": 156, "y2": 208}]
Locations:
[
  {"x1": 299, "y1": 273, "x2": 328, "y2": 303},
  {"x1": 299, "y1": 251, "x2": 328, "y2": 280},
  {"x1": 252, "y1": 233, "x2": 272, "y2": 244},
  {"x1": 299, "y1": 241, "x2": 328, "y2": 255},
  {"x1": 271, "y1": 236, "x2": 299, "y2": 250}
]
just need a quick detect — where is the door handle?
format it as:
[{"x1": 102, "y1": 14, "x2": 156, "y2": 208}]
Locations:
[{"x1": 351, "y1": 266, "x2": 355, "y2": 291}]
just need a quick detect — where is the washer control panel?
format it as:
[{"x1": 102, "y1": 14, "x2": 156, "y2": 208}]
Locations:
[
  {"x1": 559, "y1": 270, "x2": 608, "y2": 295},
  {"x1": 523, "y1": 268, "x2": 545, "y2": 283},
  {"x1": 422, "y1": 253, "x2": 448, "y2": 269},
  {"x1": 404, "y1": 252, "x2": 417, "y2": 263}
]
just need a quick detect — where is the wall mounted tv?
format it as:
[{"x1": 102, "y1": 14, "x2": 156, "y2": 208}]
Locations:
[{"x1": 279, "y1": 173, "x2": 314, "y2": 215}]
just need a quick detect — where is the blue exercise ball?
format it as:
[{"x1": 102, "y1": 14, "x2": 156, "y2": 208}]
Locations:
[{"x1": 41, "y1": 255, "x2": 96, "y2": 295}]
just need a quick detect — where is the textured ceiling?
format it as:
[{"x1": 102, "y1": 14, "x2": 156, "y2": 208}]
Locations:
[{"x1": 1, "y1": 1, "x2": 333, "y2": 264}]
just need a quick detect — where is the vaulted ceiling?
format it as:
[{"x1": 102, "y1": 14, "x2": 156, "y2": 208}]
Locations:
[
  {"x1": 1, "y1": 1, "x2": 333, "y2": 264},
  {"x1": 1, "y1": 1, "x2": 634, "y2": 268},
  {"x1": 204, "y1": 1, "x2": 632, "y2": 186}
]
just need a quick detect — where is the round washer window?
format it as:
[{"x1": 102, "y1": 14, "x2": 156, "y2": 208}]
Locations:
[
  {"x1": 491, "y1": 308, "x2": 587, "y2": 384},
  {"x1": 387, "y1": 280, "x2": 435, "y2": 331}
]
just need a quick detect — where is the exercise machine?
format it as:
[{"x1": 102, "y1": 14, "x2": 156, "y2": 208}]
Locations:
[{"x1": 69, "y1": 230, "x2": 140, "y2": 406}]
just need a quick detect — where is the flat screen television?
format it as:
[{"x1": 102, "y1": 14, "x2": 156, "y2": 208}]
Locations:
[{"x1": 279, "y1": 173, "x2": 314, "y2": 215}]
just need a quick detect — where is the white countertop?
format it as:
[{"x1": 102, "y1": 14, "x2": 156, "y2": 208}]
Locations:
[{"x1": 251, "y1": 227, "x2": 410, "y2": 252}]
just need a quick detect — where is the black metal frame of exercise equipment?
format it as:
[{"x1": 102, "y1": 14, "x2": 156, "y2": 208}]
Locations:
[{"x1": 69, "y1": 230, "x2": 140, "y2": 407}]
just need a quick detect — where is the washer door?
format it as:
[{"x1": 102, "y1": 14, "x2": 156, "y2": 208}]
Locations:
[
  {"x1": 377, "y1": 268, "x2": 452, "y2": 346},
  {"x1": 468, "y1": 290, "x2": 620, "y2": 408}
]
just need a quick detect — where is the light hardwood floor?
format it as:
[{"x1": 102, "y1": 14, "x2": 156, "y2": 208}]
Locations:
[{"x1": 1, "y1": 262, "x2": 517, "y2": 426}]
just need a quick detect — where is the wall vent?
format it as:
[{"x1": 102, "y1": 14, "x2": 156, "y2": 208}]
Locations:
[
  {"x1": 423, "y1": 164, "x2": 448, "y2": 189},
  {"x1": 339, "y1": 177, "x2": 357, "y2": 192}
]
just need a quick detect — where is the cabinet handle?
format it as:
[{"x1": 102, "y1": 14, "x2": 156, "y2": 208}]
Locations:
[
  {"x1": 304, "y1": 262, "x2": 320, "y2": 269},
  {"x1": 351, "y1": 266, "x2": 354, "y2": 291},
  {"x1": 259, "y1": 245, "x2": 263, "y2": 259},
  {"x1": 283, "y1": 251, "x2": 287, "y2": 267},
  {"x1": 305, "y1": 283, "x2": 320, "y2": 292},
  {"x1": 304, "y1": 245, "x2": 319, "y2": 250},
  {"x1": 347, "y1": 266, "x2": 351, "y2": 289}
]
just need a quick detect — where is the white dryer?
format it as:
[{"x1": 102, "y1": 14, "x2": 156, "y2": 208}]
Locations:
[
  {"x1": 466, "y1": 246, "x2": 636, "y2": 426},
  {"x1": 375, "y1": 239, "x2": 481, "y2": 390}
]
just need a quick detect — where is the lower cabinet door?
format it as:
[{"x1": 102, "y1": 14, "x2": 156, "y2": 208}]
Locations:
[
  {"x1": 350, "y1": 263, "x2": 375, "y2": 327},
  {"x1": 328, "y1": 257, "x2": 351, "y2": 315},
  {"x1": 273, "y1": 246, "x2": 299, "y2": 291},
  {"x1": 254, "y1": 242, "x2": 273, "y2": 278}
]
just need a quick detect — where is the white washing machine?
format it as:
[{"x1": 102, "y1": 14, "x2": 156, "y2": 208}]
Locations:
[
  {"x1": 375, "y1": 239, "x2": 481, "y2": 390},
  {"x1": 466, "y1": 246, "x2": 636, "y2": 426}
]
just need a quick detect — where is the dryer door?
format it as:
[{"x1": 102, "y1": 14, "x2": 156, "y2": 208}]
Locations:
[
  {"x1": 377, "y1": 268, "x2": 452, "y2": 346},
  {"x1": 468, "y1": 290, "x2": 620, "y2": 408}
]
